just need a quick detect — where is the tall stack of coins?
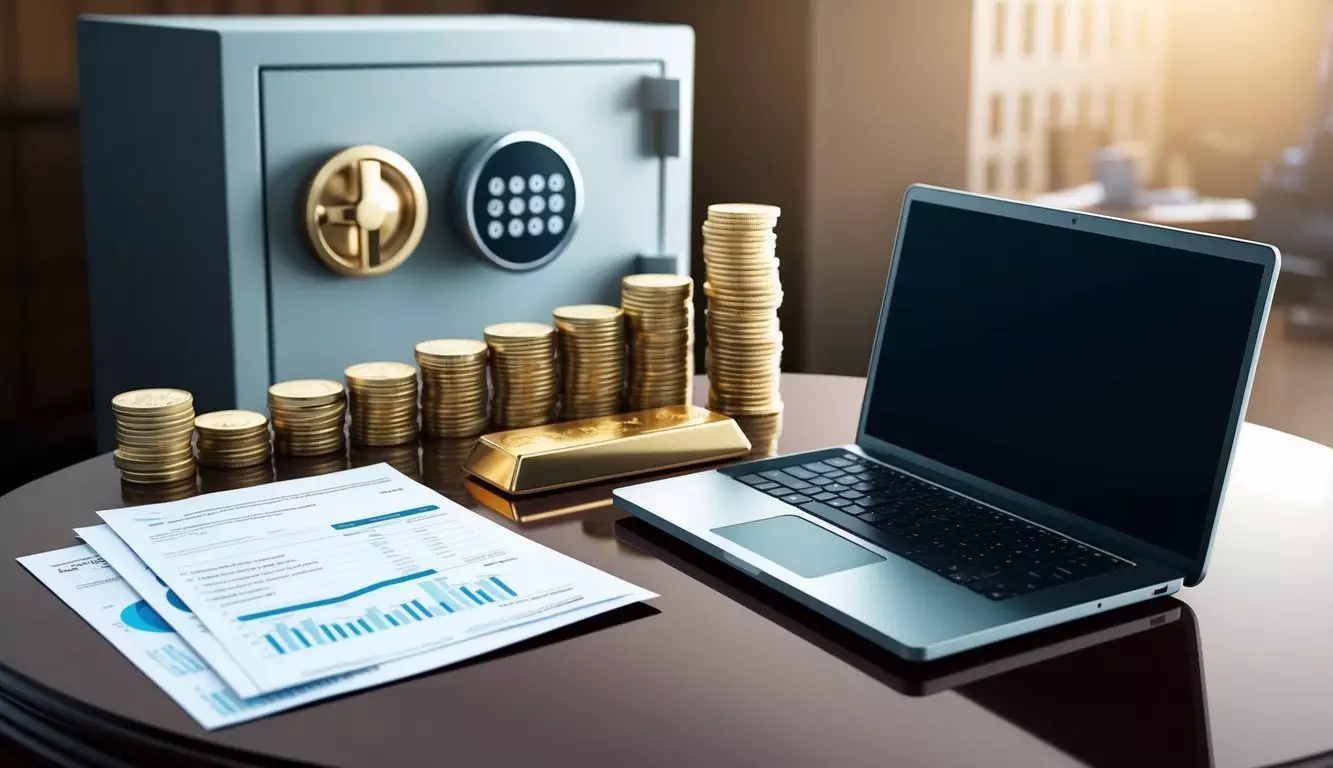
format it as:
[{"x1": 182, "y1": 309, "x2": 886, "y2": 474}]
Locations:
[
  {"x1": 268, "y1": 379, "x2": 346, "y2": 456},
  {"x1": 345, "y1": 362, "x2": 419, "y2": 447},
  {"x1": 702, "y1": 203, "x2": 784, "y2": 421},
  {"x1": 194, "y1": 410, "x2": 271, "y2": 469},
  {"x1": 112, "y1": 389, "x2": 197, "y2": 485},
  {"x1": 484, "y1": 322, "x2": 557, "y2": 429},
  {"x1": 622, "y1": 274, "x2": 694, "y2": 410},
  {"x1": 553, "y1": 304, "x2": 624, "y2": 419},
  {"x1": 415, "y1": 339, "x2": 489, "y2": 437}
]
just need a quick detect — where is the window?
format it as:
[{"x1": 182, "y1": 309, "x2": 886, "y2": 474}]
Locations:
[
  {"x1": 990, "y1": 94, "x2": 1005, "y2": 139},
  {"x1": 994, "y1": 1, "x2": 1008, "y2": 56},
  {"x1": 986, "y1": 158, "x2": 1001, "y2": 193},
  {"x1": 1019, "y1": 92, "x2": 1033, "y2": 136},
  {"x1": 1023, "y1": 2, "x2": 1037, "y2": 56},
  {"x1": 1080, "y1": 0, "x2": 1094, "y2": 57},
  {"x1": 1109, "y1": 0, "x2": 1123, "y2": 51},
  {"x1": 1078, "y1": 89, "x2": 1091, "y2": 125},
  {"x1": 1049, "y1": 91, "x2": 1063, "y2": 126},
  {"x1": 1052, "y1": 2, "x2": 1065, "y2": 56},
  {"x1": 1015, "y1": 155, "x2": 1031, "y2": 194}
]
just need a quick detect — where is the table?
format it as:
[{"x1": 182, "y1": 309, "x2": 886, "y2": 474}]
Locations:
[{"x1": 1, "y1": 374, "x2": 1330, "y2": 768}]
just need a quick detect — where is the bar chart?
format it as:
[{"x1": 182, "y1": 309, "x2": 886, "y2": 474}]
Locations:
[
  {"x1": 148, "y1": 644, "x2": 210, "y2": 676},
  {"x1": 251, "y1": 573, "x2": 522, "y2": 655}
]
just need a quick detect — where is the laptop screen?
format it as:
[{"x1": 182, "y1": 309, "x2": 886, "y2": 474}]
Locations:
[{"x1": 863, "y1": 199, "x2": 1267, "y2": 561}]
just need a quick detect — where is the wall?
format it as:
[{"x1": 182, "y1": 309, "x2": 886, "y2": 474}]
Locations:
[{"x1": 805, "y1": 0, "x2": 973, "y2": 375}]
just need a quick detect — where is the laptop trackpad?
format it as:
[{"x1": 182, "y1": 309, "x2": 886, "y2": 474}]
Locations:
[{"x1": 713, "y1": 515, "x2": 885, "y2": 578}]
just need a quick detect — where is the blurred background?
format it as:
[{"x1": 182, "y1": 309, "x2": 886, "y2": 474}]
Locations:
[{"x1": 3, "y1": 0, "x2": 1333, "y2": 494}]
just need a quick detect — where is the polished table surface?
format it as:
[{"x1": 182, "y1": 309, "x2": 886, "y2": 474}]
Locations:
[{"x1": 1, "y1": 374, "x2": 1331, "y2": 767}]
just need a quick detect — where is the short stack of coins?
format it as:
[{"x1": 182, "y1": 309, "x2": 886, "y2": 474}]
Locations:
[
  {"x1": 112, "y1": 389, "x2": 197, "y2": 485},
  {"x1": 345, "y1": 362, "x2": 419, "y2": 447},
  {"x1": 268, "y1": 379, "x2": 347, "y2": 457},
  {"x1": 484, "y1": 322, "x2": 558, "y2": 429},
  {"x1": 553, "y1": 304, "x2": 625, "y2": 419},
  {"x1": 194, "y1": 410, "x2": 271, "y2": 469},
  {"x1": 622, "y1": 273, "x2": 694, "y2": 410},
  {"x1": 702, "y1": 203, "x2": 784, "y2": 419},
  {"x1": 415, "y1": 339, "x2": 489, "y2": 438}
]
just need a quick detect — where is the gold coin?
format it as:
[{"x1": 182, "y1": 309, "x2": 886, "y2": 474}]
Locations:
[
  {"x1": 622, "y1": 273, "x2": 692, "y2": 290},
  {"x1": 708, "y1": 202, "x2": 781, "y2": 218},
  {"x1": 415, "y1": 338, "x2": 488, "y2": 358},
  {"x1": 269, "y1": 379, "x2": 345, "y2": 403},
  {"x1": 553, "y1": 304, "x2": 623, "y2": 322},
  {"x1": 195, "y1": 410, "x2": 267, "y2": 432},
  {"x1": 111, "y1": 388, "x2": 193, "y2": 415},
  {"x1": 484, "y1": 322, "x2": 555, "y2": 340}
]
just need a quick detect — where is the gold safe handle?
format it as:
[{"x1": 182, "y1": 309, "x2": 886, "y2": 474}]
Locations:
[{"x1": 304, "y1": 145, "x2": 428, "y2": 277}]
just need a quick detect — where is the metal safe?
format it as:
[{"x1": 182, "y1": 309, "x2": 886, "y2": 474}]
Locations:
[{"x1": 78, "y1": 15, "x2": 694, "y2": 448}]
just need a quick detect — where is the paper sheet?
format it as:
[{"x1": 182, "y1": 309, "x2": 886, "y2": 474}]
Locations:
[{"x1": 97, "y1": 464, "x2": 653, "y2": 695}]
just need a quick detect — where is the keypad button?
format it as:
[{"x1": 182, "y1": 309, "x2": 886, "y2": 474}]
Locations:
[
  {"x1": 508, "y1": 197, "x2": 525, "y2": 216},
  {"x1": 507, "y1": 219, "x2": 524, "y2": 238},
  {"x1": 528, "y1": 195, "x2": 546, "y2": 214},
  {"x1": 548, "y1": 173, "x2": 565, "y2": 192},
  {"x1": 527, "y1": 217, "x2": 544, "y2": 236},
  {"x1": 487, "y1": 177, "x2": 505, "y2": 196},
  {"x1": 548, "y1": 193, "x2": 566, "y2": 213},
  {"x1": 508, "y1": 176, "x2": 525, "y2": 195},
  {"x1": 547, "y1": 216, "x2": 564, "y2": 235},
  {"x1": 486, "y1": 199, "x2": 504, "y2": 218},
  {"x1": 486, "y1": 220, "x2": 504, "y2": 240},
  {"x1": 528, "y1": 174, "x2": 546, "y2": 193}
]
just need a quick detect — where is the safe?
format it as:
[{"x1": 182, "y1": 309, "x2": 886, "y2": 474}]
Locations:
[{"x1": 78, "y1": 15, "x2": 694, "y2": 449}]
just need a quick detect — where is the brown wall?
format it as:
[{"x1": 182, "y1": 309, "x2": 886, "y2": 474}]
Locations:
[{"x1": 805, "y1": 0, "x2": 973, "y2": 376}]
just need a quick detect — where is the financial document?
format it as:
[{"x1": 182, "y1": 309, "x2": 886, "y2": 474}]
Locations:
[
  {"x1": 98, "y1": 464, "x2": 653, "y2": 695},
  {"x1": 23, "y1": 540, "x2": 647, "y2": 729}
]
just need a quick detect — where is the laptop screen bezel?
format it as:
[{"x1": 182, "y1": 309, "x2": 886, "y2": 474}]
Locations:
[{"x1": 855, "y1": 184, "x2": 1279, "y2": 586}]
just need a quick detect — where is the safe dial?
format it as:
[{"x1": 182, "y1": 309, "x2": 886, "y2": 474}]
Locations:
[
  {"x1": 453, "y1": 131, "x2": 584, "y2": 271},
  {"x1": 305, "y1": 145, "x2": 428, "y2": 277}
]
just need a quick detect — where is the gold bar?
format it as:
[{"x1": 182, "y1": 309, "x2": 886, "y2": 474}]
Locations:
[
  {"x1": 464, "y1": 405, "x2": 751, "y2": 495},
  {"x1": 463, "y1": 477, "x2": 617, "y2": 525}
]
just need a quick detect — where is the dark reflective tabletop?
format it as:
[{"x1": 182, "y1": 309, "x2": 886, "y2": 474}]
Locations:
[{"x1": 1, "y1": 374, "x2": 1330, "y2": 767}]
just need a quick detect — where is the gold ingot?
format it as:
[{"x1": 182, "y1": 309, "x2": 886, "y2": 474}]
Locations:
[
  {"x1": 305, "y1": 145, "x2": 427, "y2": 277},
  {"x1": 467, "y1": 406, "x2": 747, "y2": 494}
]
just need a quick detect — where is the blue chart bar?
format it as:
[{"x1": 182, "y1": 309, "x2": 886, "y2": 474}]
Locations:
[
  {"x1": 476, "y1": 589, "x2": 495, "y2": 604},
  {"x1": 301, "y1": 619, "x2": 326, "y2": 646},
  {"x1": 276, "y1": 623, "x2": 299, "y2": 652},
  {"x1": 321, "y1": 624, "x2": 337, "y2": 643},
  {"x1": 367, "y1": 608, "x2": 388, "y2": 630},
  {"x1": 401, "y1": 603, "x2": 420, "y2": 621},
  {"x1": 358, "y1": 619, "x2": 374, "y2": 634},
  {"x1": 411, "y1": 600, "x2": 432, "y2": 618},
  {"x1": 266, "y1": 634, "x2": 286, "y2": 654},
  {"x1": 385, "y1": 614, "x2": 400, "y2": 627},
  {"x1": 292, "y1": 629, "x2": 311, "y2": 648},
  {"x1": 348, "y1": 623, "x2": 362, "y2": 636},
  {"x1": 333, "y1": 625, "x2": 349, "y2": 640},
  {"x1": 491, "y1": 576, "x2": 518, "y2": 597},
  {"x1": 391, "y1": 609, "x2": 408, "y2": 625},
  {"x1": 210, "y1": 691, "x2": 238, "y2": 715},
  {"x1": 459, "y1": 586, "x2": 484, "y2": 606}
]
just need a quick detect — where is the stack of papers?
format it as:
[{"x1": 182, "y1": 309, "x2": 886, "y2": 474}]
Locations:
[{"x1": 17, "y1": 464, "x2": 654, "y2": 729}]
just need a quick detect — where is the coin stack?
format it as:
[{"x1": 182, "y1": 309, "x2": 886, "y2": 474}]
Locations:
[
  {"x1": 553, "y1": 305, "x2": 625, "y2": 419},
  {"x1": 194, "y1": 410, "x2": 271, "y2": 469},
  {"x1": 268, "y1": 379, "x2": 347, "y2": 457},
  {"x1": 345, "y1": 362, "x2": 420, "y2": 447},
  {"x1": 415, "y1": 339, "x2": 489, "y2": 438},
  {"x1": 484, "y1": 322, "x2": 558, "y2": 429},
  {"x1": 112, "y1": 389, "x2": 197, "y2": 485},
  {"x1": 702, "y1": 203, "x2": 784, "y2": 420},
  {"x1": 622, "y1": 274, "x2": 694, "y2": 410}
]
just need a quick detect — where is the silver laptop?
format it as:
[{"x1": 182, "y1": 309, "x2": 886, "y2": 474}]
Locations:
[{"x1": 614, "y1": 184, "x2": 1278, "y2": 661}]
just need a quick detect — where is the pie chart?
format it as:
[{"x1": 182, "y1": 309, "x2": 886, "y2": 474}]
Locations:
[{"x1": 120, "y1": 600, "x2": 172, "y2": 633}]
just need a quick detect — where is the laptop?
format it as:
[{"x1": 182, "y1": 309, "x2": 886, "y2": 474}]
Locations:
[{"x1": 613, "y1": 184, "x2": 1278, "y2": 661}]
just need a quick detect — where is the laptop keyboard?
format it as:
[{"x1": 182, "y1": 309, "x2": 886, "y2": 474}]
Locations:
[{"x1": 733, "y1": 451, "x2": 1131, "y2": 601}]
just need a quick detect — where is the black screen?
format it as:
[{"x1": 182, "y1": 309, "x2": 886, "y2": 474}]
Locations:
[{"x1": 864, "y1": 201, "x2": 1266, "y2": 560}]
